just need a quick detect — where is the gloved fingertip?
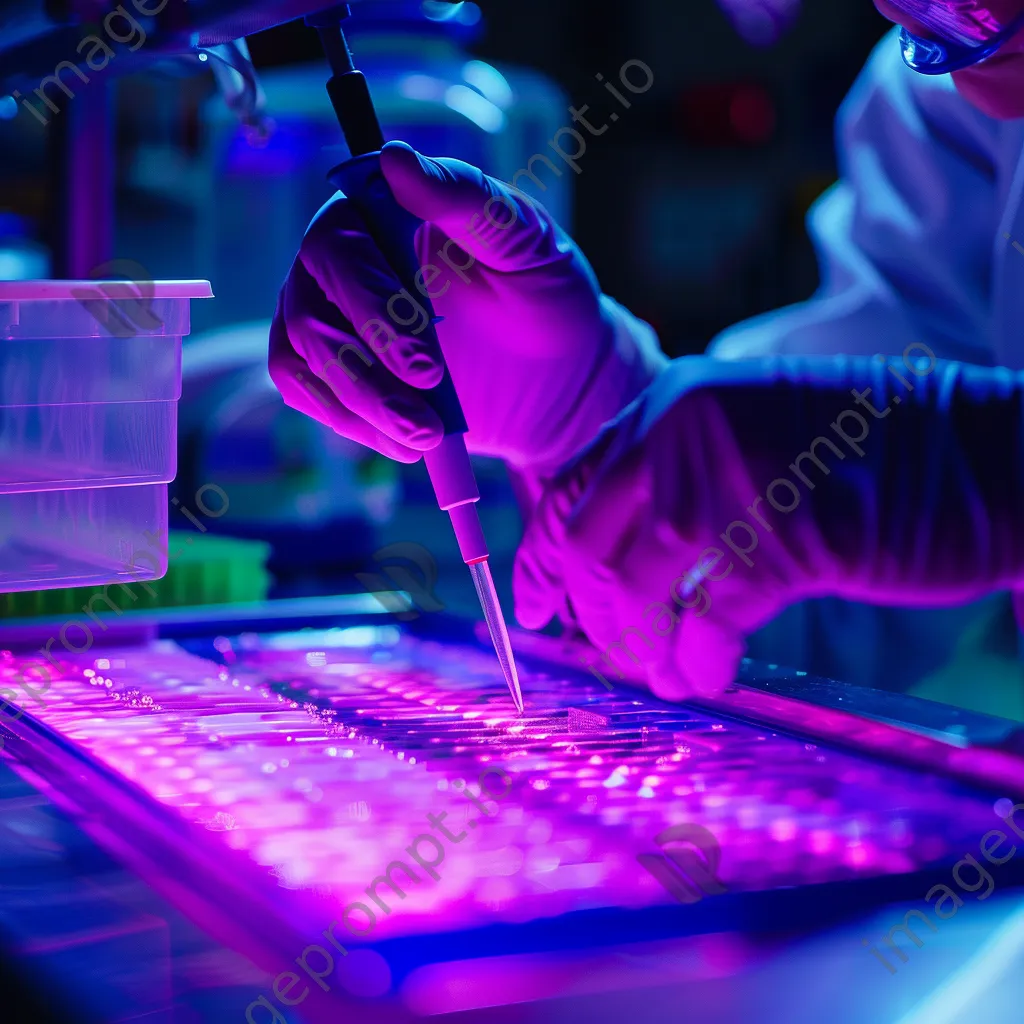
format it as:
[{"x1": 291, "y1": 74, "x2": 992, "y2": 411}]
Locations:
[
  {"x1": 389, "y1": 449, "x2": 426, "y2": 465},
  {"x1": 380, "y1": 140, "x2": 418, "y2": 171},
  {"x1": 646, "y1": 669, "x2": 686, "y2": 704},
  {"x1": 684, "y1": 656, "x2": 740, "y2": 701},
  {"x1": 381, "y1": 141, "x2": 442, "y2": 205},
  {"x1": 681, "y1": 620, "x2": 744, "y2": 701},
  {"x1": 381, "y1": 392, "x2": 445, "y2": 449},
  {"x1": 648, "y1": 615, "x2": 743, "y2": 703},
  {"x1": 512, "y1": 552, "x2": 558, "y2": 631},
  {"x1": 404, "y1": 424, "x2": 445, "y2": 453},
  {"x1": 405, "y1": 353, "x2": 446, "y2": 390},
  {"x1": 514, "y1": 598, "x2": 555, "y2": 632},
  {"x1": 361, "y1": 432, "x2": 424, "y2": 465}
]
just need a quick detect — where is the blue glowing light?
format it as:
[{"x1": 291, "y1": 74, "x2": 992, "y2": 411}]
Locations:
[
  {"x1": 444, "y1": 85, "x2": 505, "y2": 133},
  {"x1": 456, "y1": 3, "x2": 482, "y2": 26},
  {"x1": 262, "y1": 624, "x2": 402, "y2": 650},
  {"x1": 399, "y1": 74, "x2": 448, "y2": 103},
  {"x1": 423, "y1": 1, "x2": 482, "y2": 26},
  {"x1": 0, "y1": 96, "x2": 17, "y2": 120},
  {"x1": 462, "y1": 60, "x2": 514, "y2": 110}
]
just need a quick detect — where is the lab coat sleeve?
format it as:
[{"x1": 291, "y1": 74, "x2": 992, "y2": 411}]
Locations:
[
  {"x1": 707, "y1": 29, "x2": 1003, "y2": 364},
  {"x1": 513, "y1": 351, "x2": 1024, "y2": 699}
]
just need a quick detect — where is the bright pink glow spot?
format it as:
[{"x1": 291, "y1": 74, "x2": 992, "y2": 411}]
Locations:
[
  {"x1": 809, "y1": 829, "x2": 833, "y2": 855},
  {"x1": 846, "y1": 843, "x2": 869, "y2": 868},
  {"x1": 769, "y1": 818, "x2": 797, "y2": 842}
]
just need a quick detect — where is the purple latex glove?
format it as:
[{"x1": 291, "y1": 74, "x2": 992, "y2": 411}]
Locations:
[
  {"x1": 514, "y1": 354, "x2": 1024, "y2": 702},
  {"x1": 269, "y1": 141, "x2": 665, "y2": 477}
]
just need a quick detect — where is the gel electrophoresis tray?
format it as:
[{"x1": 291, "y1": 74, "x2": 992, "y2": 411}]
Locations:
[{"x1": 0, "y1": 619, "x2": 1014, "y2": 1017}]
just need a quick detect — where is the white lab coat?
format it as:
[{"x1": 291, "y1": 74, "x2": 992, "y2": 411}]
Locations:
[{"x1": 707, "y1": 29, "x2": 1024, "y2": 693}]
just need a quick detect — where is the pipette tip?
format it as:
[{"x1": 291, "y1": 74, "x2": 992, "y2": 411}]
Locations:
[{"x1": 468, "y1": 559, "x2": 525, "y2": 715}]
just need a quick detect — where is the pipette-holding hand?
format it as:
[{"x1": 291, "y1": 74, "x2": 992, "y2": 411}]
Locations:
[
  {"x1": 514, "y1": 354, "x2": 1024, "y2": 702},
  {"x1": 269, "y1": 141, "x2": 666, "y2": 475}
]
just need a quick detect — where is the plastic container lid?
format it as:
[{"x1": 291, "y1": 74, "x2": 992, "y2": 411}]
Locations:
[{"x1": 0, "y1": 280, "x2": 214, "y2": 300}]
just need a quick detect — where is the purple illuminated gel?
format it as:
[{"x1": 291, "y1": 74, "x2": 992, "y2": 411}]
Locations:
[{"x1": 2, "y1": 630, "x2": 1009, "y2": 944}]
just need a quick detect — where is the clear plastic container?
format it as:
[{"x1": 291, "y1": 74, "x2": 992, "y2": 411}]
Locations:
[{"x1": 0, "y1": 280, "x2": 212, "y2": 593}]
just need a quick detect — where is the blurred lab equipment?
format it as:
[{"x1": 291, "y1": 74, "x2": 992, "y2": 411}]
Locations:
[
  {"x1": 715, "y1": 0, "x2": 803, "y2": 46},
  {"x1": 0, "y1": 213, "x2": 48, "y2": 281}
]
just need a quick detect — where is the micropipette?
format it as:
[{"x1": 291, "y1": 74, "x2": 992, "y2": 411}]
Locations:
[{"x1": 308, "y1": 5, "x2": 525, "y2": 715}]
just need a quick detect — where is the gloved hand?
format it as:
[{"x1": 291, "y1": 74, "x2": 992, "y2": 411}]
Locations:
[
  {"x1": 269, "y1": 141, "x2": 666, "y2": 482},
  {"x1": 514, "y1": 353, "x2": 1024, "y2": 702}
]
